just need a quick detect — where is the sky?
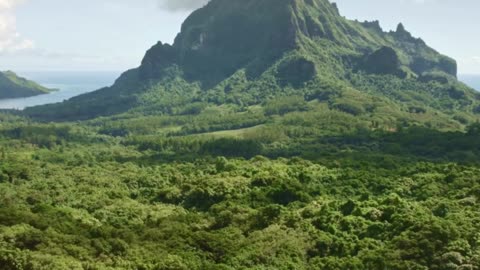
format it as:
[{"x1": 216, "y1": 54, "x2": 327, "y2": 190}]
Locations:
[{"x1": 0, "y1": 0, "x2": 479, "y2": 74}]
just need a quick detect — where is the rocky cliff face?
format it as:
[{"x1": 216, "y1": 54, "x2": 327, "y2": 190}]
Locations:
[
  {"x1": 141, "y1": 0, "x2": 303, "y2": 87},
  {"x1": 139, "y1": 0, "x2": 382, "y2": 85},
  {"x1": 25, "y1": 0, "x2": 471, "y2": 122},
  {"x1": 389, "y1": 23, "x2": 457, "y2": 77},
  {"x1": 140, "y1": 0, "x2": 457, "y2": 87}
]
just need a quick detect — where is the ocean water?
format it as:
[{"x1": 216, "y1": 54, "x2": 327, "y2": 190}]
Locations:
[
  {"x1": 0, "y1": 71, "x2": 121, "y2": 110},
  {"x1": 459, "y1": 74, "x2": 480, "y2": 91}
]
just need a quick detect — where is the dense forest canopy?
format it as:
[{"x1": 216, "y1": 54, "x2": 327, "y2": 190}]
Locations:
[{"x1": 1, "y1": 0, "x2": 480, "y2": 269}]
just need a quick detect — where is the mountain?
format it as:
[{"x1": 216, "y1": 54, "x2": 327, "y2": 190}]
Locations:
[
  {"x1": 4, "y1": 1, "x2": 480, "y2": 269},
  {"x1": 25, "y1": 0, "x2": 480, "y2": 130},
  {"x1": 0, "y1": 71, "x2": 55, "y2": 99}
]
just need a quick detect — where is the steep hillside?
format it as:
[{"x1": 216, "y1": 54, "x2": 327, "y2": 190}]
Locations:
[
  {"x1": 0, "y1": 71, "x2": 54, "y2": 99},
  {"x1": 25, "y1": 0, "x2": 480, "y2": 130}
]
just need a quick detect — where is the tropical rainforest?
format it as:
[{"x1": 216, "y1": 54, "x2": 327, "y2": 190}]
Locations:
[{"x1": 1, "y1": 0, "x2": 480, "y2": 269}]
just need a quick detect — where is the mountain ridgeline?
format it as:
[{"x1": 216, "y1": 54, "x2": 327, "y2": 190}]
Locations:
[
  {"x1": 0, "y1": 71, "x2": 54, "y2": 99},
  {"x1": 141, "y1": 0, "x2": 456, "y2": 84},
  {"x1": 26, "y1": 0, "x2": 478, "y2": 129}
]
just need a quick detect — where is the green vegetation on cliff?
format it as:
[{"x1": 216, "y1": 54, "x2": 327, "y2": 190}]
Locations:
[
  {"x1": 25, "y1": 0, "x2": 475, "y2": 128},
  {"x1": 0, "y1": 71, "x2": 54, "y2": 99}
]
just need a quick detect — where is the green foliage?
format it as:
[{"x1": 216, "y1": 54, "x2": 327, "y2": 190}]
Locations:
[
  {"x1": 467, "y1": 122, "x2": 480, "y2": 135},
  {"x1": 200, "y1": 138, "x2": 263, "y2": 158},
  {"x1": 264, "y1": 95, "x2": 308, "y2": 116},
  {"x1": 276, "y1": 57, "x2": 316, "y2": 87},
  {"x1": 2, "y1": 1, "x2": 480, "y2": 269},
  {"x1": 2, "y1": 94, "x2": 480, "y2": 269},
  {"x1": 22, "y1": 0, "x2": 479, "y2": 126},
  {"x1": 332, "y1": 101, "x2": 365, "y2": 116},
  {"x1": 362, "y1": 46, "x2": 405, "y2": 78},
  {"x1": 1, "y1": 134, "x2": 480, "y2": 269},
  {"x1": 0, "y1": 71, "x2": 54, "y2": 99}
]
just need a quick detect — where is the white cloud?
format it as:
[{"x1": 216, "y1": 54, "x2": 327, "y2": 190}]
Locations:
[
  {"x1": 0, "y1": 0, "x2": 24, "y2": 10},
  {"x1": 0, "y1": 0, "x2": 34, "y2": 53},
  {"x1": 158, "y1": 0, "x2": 209, "y2": 12}
]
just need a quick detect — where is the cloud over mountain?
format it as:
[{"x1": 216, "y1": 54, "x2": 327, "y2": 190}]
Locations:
[{"x1": 0, "y1": 0, "x2": 33, "y2": 53}]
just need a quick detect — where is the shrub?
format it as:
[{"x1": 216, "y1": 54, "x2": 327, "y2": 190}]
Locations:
[
  {"x1": 332, "y1": 102, "x2": 365, "y2": 116},
  {"x1": 264, "y1": 96, "x2": 308, "y2": 116}
]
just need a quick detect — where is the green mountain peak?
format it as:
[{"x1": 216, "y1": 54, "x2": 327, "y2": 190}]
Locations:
[
  {"x1": 140, "y1": 0, "x2": 310, "y2": 85},
  {"x1": 140, "y1": 0, "x2": 457, "y2": 87},
  {"x1": 25, "y1": 0, "x2": 478, "y2": 128}
]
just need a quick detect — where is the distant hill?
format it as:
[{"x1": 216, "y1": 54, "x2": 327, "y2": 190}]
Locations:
[
  {"x1": 0, "y1": 71, "x2": 55, "y2": 99},
  {"x1": 25, "y1": 0, "x2": 480, "y2": 130}
]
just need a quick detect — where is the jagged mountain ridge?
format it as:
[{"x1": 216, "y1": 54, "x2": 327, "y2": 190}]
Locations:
[
  {"x1": 25, "y1": 0, "x2": 477, "y2": 126},
  {"x1": 140, "y1": 0, "x2": 456, "y2": 85}
]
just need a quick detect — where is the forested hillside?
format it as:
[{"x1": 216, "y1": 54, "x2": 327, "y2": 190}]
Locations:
[
  {"x1": 1, "y1": 0, "x2": 480, "y2": 269},
  {"x1": 1, "y1": 112, "x2": 480, "y2": 269},
  {"x1": 0, "y1": 71, "x2": 54, "y2": 99},
  {"x1": 25, "y1": 0, "x2": 480, "y2": 127}
]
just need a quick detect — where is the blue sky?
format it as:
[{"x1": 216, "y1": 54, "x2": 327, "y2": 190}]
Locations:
[{"x1": 1, "y1": 0, "x2": 479, "y2": 74}]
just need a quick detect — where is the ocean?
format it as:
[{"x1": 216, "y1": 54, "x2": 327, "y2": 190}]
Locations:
[{"x1": 0, "y1": 71, "x2": 121, "y2": 110}]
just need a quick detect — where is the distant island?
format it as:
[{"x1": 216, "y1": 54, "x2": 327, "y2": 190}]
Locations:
[{"x1": 0, "y1": 71, "x2": 55, "y2": 99}]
